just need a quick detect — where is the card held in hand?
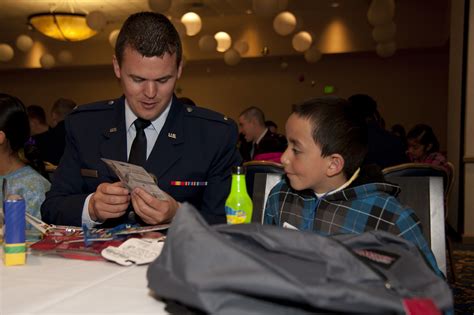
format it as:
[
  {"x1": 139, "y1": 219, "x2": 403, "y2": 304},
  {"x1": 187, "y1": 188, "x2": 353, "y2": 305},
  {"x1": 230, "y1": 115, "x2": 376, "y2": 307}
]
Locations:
[{"x1": 101, "y1": 158, "x2": 167, "y2": 200}]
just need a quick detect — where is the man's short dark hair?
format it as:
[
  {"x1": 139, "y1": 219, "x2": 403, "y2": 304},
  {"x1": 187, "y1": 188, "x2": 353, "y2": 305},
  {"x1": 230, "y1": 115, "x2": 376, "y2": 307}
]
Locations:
[
  {"x1": 265, "y1": 120, "x2": 277, "y2": 129},
  {"x1": 292, "y1": 96, "x2": 368, "y2": 178},
  {"x1": 240, "y1": 106, "x2": 265, "y2": 127},
  {"x1": 51, "y1": 98, "x2": 76, "y2": 119},
  {"x1": 27, "y1": 105, "x2": 47, "y2": 124},
  {"x1": 115, "y1": 12, "x2": 182, "y2": 68}
]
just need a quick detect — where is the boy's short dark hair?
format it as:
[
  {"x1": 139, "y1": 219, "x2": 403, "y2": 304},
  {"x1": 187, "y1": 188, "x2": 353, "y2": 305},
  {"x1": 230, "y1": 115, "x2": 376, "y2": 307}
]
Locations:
[
  {"x1": 115, "y1": 12, "x2": 182, "y2": 68},
  {"x1": 292, "y1": 96, "x2": 368, "y2": 178}
]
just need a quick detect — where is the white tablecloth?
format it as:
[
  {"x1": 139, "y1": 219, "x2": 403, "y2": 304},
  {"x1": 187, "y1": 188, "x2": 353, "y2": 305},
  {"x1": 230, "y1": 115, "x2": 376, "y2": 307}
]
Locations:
[{"x1": 1, "y1": 251, "x2": 169, "y2": 315}]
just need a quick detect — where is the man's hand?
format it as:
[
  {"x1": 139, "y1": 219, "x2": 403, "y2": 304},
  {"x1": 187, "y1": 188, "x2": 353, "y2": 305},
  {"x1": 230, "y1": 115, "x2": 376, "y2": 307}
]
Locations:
[
  {"x1": 89, "y1": 182, "x2": 130, "y2": 222},
  {"x1": 131, "y1": 188, "x2": 179, "y2": 225}
]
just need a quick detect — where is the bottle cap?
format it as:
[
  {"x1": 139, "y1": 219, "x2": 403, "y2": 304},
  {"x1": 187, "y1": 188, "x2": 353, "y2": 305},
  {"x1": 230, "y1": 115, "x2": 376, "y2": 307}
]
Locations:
[{"x1": 232, "y1": 166, "x2": 246, "y2": 175}]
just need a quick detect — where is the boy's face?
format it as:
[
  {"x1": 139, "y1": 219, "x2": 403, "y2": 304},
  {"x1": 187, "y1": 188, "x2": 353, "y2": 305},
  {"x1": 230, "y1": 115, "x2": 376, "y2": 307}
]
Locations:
[{"x1": 281, "y1": 114, "x2": 332, "y2": 193}]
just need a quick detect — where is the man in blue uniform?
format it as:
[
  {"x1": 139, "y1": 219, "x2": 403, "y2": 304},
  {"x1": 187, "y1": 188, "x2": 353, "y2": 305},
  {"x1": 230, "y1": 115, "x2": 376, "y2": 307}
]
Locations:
[{"x1": 41, "y1": 12, "x2": 241, "y2": 227}]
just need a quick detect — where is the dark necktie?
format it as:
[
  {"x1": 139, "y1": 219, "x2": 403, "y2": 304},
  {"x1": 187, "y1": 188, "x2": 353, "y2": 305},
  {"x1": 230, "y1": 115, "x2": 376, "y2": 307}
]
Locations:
[
  {"x1": 250, "y1": 142, "x2": 257, "y2": 159},
  {"x1": 128, "y1": 118, "x2": 151, "y2": 166}
]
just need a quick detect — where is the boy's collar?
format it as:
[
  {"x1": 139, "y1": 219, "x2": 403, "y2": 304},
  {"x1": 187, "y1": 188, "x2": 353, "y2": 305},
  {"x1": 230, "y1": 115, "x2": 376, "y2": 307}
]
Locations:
[{"x1": 314, "y1": 168, "x2": 361, "y2": 198}]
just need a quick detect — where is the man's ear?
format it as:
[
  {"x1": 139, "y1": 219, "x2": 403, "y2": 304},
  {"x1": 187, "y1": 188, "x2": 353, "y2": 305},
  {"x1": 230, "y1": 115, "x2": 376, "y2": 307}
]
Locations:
[
  {"x1": 326, "y1": 153, "x2": 345, "y2": 177},
  {"x1": 0, "y1": 131, "x2": 6, "y2": 145},
  {"x1": 112, "y1": 55, "x2": 121, "y2": 79},
  {"x1": 177, "y1": 60, "x2": 183, "y2": 80}
]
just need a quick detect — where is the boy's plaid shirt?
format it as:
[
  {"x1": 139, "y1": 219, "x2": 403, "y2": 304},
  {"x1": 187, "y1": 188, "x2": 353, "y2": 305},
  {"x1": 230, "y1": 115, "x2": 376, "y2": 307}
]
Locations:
[{"x1": 263, "y1": 178, "x2": 440, "y2": 274}]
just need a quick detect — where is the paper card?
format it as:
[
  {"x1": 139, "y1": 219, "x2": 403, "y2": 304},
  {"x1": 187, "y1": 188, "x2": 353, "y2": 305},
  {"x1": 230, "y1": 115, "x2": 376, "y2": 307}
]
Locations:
[
  {"x1": 101, "y1": 238, "x2": 165, "y2": 266},
  {"x1": 101, "y1": 158, "x2": 167, "y2": 200},
  {"x1": 283, "y1": 222, "x2": 299, "y2": 230}
]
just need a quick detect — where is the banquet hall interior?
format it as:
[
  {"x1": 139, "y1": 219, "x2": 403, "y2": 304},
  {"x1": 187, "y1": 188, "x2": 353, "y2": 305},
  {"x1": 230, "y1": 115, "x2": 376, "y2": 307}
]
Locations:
[{"x1": 0, "y1": 0, "x2": 473, "y2": 313}]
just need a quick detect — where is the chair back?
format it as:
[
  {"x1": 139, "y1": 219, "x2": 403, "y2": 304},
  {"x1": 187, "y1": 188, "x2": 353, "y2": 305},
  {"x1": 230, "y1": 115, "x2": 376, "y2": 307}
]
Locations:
[
  {"x1": 385, "y1": 176, "x2": 446, "y2": 275},
  {"x1": 382, "y1": 164, "x2": 448, "y2": 276},
  {"x1": 382, "y1": 162, "x2": 449, "y2": 194},
  {"x1": 243, "y1": 160, "x2": 284, "y2": 199},
  {"x1": 251, "y1": 173, "x2": 283, "y2": 223}
]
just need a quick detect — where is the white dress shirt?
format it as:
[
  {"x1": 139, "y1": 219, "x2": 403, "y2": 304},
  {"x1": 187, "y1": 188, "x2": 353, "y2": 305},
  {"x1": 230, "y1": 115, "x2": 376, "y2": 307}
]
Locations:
[{"x1": 81, "y1": 98, "x2": 172, "y2": 227}]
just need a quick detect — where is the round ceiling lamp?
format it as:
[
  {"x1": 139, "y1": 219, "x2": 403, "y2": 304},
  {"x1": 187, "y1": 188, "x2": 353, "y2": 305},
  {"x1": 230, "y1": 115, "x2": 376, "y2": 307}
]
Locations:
[
  {"x1": 86, "y1": 10, "x2": 106, "y2": 31},
  {"x1": 304, "y1": 47, "x2": 322, "y2": 63},
  {"x1": 292, "y1": 31, "x2": 312, "y2": 52},
  {"x1": 58, "y1": 50, "x2": 73, "y2": 64},
  {"x1": 148, "y1": 0, "x2": 172, "y2": 12},
  {"x1": 376, "y1": 41, "x2": 396, "y2": 57},
  {"x1": 224, "y1": 48, "x2": 241, "y2": 66},
  {"x1": 273, "y1": 11, "x2": 296, "y2": 36},
  {"x1": 16, "y1": 35, "x2": 34, "y2": 52},
  {"x1": 0, "y1": 44, "x2": 14, "y2": 62},
  {"x1": 367, "y1": 0, "x2": 395, "y2": 26},
  {"x1": 109, "y1": 29, "x2": 120, "y2": 48},
  {"x1": 372, "y1": 22, "x2": 396, "y2": 43},
  {"x1": 180, "y1": 12, "x2": 202, "y2": 36},
  {"x1": 214, "y1": 32, "x2": 232, "y2": 52},
  {"x1": 233, "y1": 40, "x2": 249, "y2": 55},
  {"x1": 40, "y1": 53, "x2": 55, "y2": 69},
  {"x1": 198, "y1": 35, "x2": 217, "y2": 53},
  {"x1": 252, "y1": 0, "x2": 288, "y2": 17},
  {"x1": 29, "y1": 13, "x2": 98, "y2": 41}
]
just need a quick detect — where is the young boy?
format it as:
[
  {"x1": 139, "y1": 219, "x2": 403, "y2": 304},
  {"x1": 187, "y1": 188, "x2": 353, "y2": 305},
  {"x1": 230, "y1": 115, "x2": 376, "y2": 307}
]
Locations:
[{"x1": 263, "y1": 96, "x2": 440, "y2": 273}]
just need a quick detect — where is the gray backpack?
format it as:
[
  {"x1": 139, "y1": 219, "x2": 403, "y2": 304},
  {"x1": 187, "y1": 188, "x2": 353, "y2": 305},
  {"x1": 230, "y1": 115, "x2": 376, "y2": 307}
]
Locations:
[{"x1": 147, "y1": 203, "x2": 452, "y2": 314}]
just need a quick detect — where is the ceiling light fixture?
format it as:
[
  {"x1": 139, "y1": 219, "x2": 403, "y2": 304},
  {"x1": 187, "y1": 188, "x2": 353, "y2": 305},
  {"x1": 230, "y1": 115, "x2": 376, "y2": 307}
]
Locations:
[{"x1": 29, "y1": 13, "x2": 98, "y2": 42}]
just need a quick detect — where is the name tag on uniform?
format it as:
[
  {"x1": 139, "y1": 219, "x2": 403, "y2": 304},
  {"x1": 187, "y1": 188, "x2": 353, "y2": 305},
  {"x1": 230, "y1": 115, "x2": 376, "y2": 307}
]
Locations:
[{"x1": 80, "y1": 168, "x2": 98, "y2": 178}]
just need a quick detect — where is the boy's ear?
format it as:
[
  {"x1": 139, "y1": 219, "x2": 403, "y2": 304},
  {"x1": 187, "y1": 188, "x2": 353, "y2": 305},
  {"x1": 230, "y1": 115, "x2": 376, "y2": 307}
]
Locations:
[{"x1": 326, "y1": 153, "x2": 345, "y2": 177}]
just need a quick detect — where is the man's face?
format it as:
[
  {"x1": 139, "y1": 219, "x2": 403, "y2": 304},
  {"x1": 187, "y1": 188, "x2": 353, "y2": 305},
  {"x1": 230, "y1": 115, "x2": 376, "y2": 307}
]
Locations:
[
  {"x1": 113, "y1": 46, "x2": 182, "y2": 121},
  {"x1": 238, "y1": 115, "x2": 256, "y2": 142},
  {"x1": 281, "y1": 114, "x2": 332, "y2": 193}
]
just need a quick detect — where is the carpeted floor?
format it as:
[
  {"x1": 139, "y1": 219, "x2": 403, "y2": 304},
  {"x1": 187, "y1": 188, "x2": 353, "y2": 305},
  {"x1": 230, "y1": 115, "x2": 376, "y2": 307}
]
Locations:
[{"x1": 449, "y1": 245, "x2": 474, "y2": 314}]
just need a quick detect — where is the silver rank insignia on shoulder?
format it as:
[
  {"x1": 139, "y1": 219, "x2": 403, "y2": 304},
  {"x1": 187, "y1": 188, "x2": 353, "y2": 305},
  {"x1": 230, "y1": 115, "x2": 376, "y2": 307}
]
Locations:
[
  {"x1": 109, "y1": 127, "x2": 117, "y2": 133},
  {"x1": 108, "y1": 100, "x2": 114, "y2": 105},
  {"x1": 223, "y1": 116, "x2": 229, "y2": 121},
  {"x1": 186, "y1": 106, "x2": 193, "y2": 113},
  {"x1": 168, "y1": 132, "x2": 177, "y2": 139}
]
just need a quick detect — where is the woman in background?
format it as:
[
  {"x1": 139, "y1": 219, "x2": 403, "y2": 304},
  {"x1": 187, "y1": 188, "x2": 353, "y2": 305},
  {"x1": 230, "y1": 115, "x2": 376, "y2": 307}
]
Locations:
[
  {"x1": 0, "y1": 93, "x2": 50, "y2": 223},
  {"x1": 406, "y1": 124, "x2": 449, "y2": 172}
]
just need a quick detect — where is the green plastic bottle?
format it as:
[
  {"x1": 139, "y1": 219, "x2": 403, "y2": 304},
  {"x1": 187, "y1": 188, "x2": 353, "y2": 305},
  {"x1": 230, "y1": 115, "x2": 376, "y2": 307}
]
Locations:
[{"x1": 225, "y1": 166, "x2": 253, "y2": 224}]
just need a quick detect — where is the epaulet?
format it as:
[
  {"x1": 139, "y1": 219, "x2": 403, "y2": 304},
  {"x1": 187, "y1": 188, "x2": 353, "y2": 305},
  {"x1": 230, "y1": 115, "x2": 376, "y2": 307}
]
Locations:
[
  {"x1": 69, "y1": 99, "x2": 117, "y2": 115},
  {"x1": 184, "y1": 105, "x2": 233, "y2": 125}
]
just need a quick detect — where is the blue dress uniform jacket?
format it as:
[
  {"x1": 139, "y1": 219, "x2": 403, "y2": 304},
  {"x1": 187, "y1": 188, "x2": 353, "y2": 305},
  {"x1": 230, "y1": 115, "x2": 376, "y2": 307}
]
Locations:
[{"x1": 41, "y1": 96, "x2": 242, "y2": 227}]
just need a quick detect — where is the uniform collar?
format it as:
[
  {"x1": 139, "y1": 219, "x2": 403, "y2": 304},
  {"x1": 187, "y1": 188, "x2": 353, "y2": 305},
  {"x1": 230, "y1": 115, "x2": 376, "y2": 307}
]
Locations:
[{"x1": 124, "y1": 98, "x2": 172, "y2": 133}]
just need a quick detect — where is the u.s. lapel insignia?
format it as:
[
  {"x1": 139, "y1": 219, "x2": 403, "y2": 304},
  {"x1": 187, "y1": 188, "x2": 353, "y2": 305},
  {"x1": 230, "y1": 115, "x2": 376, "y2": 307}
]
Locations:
[
  {"x1": 109, "y1": 127, "x2": 117, "y2": 133},
  {"x1": 168, "y1": 132, "x2": 177, "y2": 139}
]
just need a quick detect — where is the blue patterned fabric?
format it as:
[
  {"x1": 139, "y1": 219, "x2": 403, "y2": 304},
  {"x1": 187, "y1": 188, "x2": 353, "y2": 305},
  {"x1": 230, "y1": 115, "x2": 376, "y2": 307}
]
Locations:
[
  {"x1": 264, "y1": 177, "x2": 441, "y2": 275},
  {"x1": 1, "y1": 166, "x2": 50, "y2": 223}
]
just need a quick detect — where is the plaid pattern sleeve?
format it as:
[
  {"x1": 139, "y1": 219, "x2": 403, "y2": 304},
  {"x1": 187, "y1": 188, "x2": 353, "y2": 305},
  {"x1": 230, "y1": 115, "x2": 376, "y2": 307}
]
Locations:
[
  {"x1": 395, "y1": 210, "x2": 440, "y2": 274},
  {"x1": 263, "y1": 180, "x2": 286, "y2": 226}
]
